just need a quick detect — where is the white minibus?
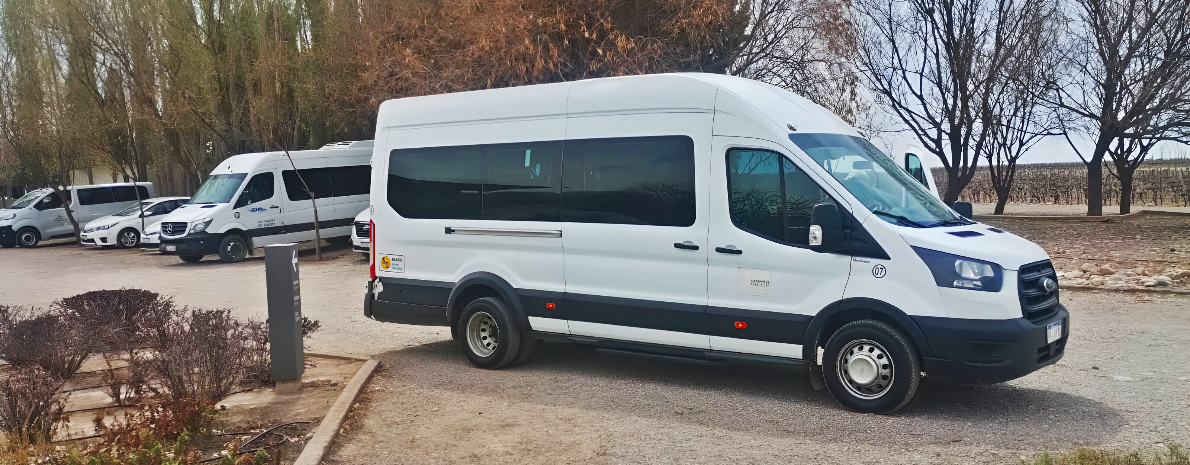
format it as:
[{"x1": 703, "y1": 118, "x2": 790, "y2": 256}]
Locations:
[
  {"x1": 157, "y1": 141, "x2": 372, "y2": 263},
  {"x1": 363, "y1": 74, "x2": 1067, "y2": 413},
  {"x1": 0, "y1": 183, "x2": 156, "y2": 248}
]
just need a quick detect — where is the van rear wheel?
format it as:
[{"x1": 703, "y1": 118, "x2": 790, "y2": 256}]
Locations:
[
  {"x1": 117, "y1": 228, "x2": 140, "y2": 248},
  {"x1": 821, "y1": 319, "x2": 920, "y2": 414},
  {"x1": 458, "y1": 297, "x2": 522, "y2": 369},
  {"x1": 218, "y1": 234, "x2": 248, "y2": 263},
  {"x1": 15, "y1": 227, "x2": 39, "y2": 248}
]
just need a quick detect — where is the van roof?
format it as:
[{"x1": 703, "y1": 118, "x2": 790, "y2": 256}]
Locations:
[
  {"x1": 375, "y1": 73, "x2": 857, "y2": 138},
  {"x1": 207, "y1": 141, "x2": 375, "y2": 175}
]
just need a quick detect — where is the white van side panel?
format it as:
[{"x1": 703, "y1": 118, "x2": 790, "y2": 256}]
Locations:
[
  {"x1": 840, "y1": 216, "x2": 950, "y2": 318},
  {"x1": 330, "y1": 154, "x2": 372, "y2": 238},
  {"x1": 375, "y1": 118, "x2": 567, "y2": 296},
  {"x1": 279, "y1": 157, "x2": 331, "y2": 243}
]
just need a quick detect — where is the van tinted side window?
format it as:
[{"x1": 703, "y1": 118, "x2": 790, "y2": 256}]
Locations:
[
  {"x1": 561, "y1": 136, "x2": 695, "y2": 227},
  {"x1": 329, "y1": 166, "x2": 371, "y2": 197},
  {"x1": 484, "y1": 142, "x2": 562, "y2": 221},
  {"x1": 112, "y1": 186, "x2": 151, "y2": 202},
  {"x1": 35, "y1": 192, "x2": 64, "y2": 210},
  {"x1": 77, "y1": 188, "x2": 115, "y2": 206},
  {"x1": 235, "y1": 172, "x2": 275, "y2": 208},
  {"x1": 904, "y1": 153, "x2": 928, "y2": 187},
  {"x1": 388, "y1": 147, "x2": 482, "y2": 219},
  {"x1": 282, "y1": 169, "x2": 333, "y2": 201},
  {"x1": 727, "y1": 149, "x2": 834, "y2": 246}
]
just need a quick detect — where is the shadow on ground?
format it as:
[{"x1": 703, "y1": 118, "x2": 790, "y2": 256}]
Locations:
[{"x1": 372, "y1": 339, "x2": 1123, "y2": 449}]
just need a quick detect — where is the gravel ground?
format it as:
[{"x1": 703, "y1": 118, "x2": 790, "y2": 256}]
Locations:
[{"x1": 1, "y1": 231, "x2": 1187, "y2": 464}]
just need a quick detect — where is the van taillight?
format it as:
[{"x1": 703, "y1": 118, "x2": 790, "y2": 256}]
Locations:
[{"x1": 369, "y1": 219, "x2": 376, "y2": 280}]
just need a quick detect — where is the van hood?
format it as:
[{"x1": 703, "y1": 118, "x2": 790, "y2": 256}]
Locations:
[
  {"x1": 897, "y1": 223, "x2": 1049, "y2": 271},
  {"x1": 160, "y1": 203, "x2": 222, "y2": 224}
]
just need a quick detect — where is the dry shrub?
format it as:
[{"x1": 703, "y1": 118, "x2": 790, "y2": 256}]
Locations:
[
  {"x1": 0, "y1": 306, "x2": 91, "y2": 379},
  {"x1": 143, "y1": 308, "x2": 254, "y2": 402},
  {"x1": 1028, "y1": 443, "x2": 1188, "y2": 465},
  {"x1": 96, "y1": 397, "x2": 216, "y2": 452},
  {"x1": 54, "y1": 289, "x2": 175, "y2": 352},
  {"x1": 0, "y1": 365, "x2": 67, "y2": 444}
]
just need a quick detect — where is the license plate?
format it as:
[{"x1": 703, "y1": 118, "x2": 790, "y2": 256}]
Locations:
[
  {"x1": 1046, "y1": 320, "x2": 1062, "y2": 344},
  {"x1": 165, "y1": 245, "x2": 177, "y2": 252}
]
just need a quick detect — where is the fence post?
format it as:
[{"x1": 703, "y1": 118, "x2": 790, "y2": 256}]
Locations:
[{"x1": 265, "y1": 243, "x2": 304, "y2": 391}]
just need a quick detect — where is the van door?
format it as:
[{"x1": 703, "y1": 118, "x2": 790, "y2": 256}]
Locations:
[
  {"x1": 35, "y1": 192, "x2": 69, "y2": 237},
  {"x1": 232, "y1": 170, "x2": 284, "y2": 246},
  {"x1": 280, "y1": 158, "x2": 331, "y2": 243},
  {"x1": 560, "y1": 113, "x2": 711, "y2": 349},
  {"x1": 705, "y1": 138, "x2": 852, "y2": 359}
]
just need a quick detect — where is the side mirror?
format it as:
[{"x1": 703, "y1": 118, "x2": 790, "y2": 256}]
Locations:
[
  {"x1": 809, "y1": 203, "x2": 843, "y2": 251},
  {"x1": 953, "y1": 201, "x2": 973, "y2": 219}
]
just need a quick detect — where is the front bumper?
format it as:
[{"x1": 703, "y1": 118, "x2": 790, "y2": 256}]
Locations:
[
  {"x1": 80, "y1": 231, "x2": 113, "y2": 246},
  {"x1": 913, "y1": 304, "x2": 1069, "y2": 384},
  {"x1": 140, "y1": 234, "x2": 160, "y2": 249},
  {"x1": 352, "y1": 238, "x2": 370, "y2": 254},
  {"x1": 0, "y1": 225, "x2": 14, "y2": 247},
  {"x1": 160, "y1": 232, "x2": 221, "y2": 256}
]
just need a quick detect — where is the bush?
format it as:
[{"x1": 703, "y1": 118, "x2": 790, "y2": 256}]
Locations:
[
  {"x1": 0, "y1": 365, "x2": 67, "y2": 443},
  {"x1": 0, "y1": 305, "x2": 91, "y2": 379},
  {"x1": 1027, "y1": 443, "x2": 1189, "y2": 465},
  {"x1": 55, "y1": 289, "x2": 175, "y2": 353},
  {"x1": 143, "y1": 308, "x2": 255, "y2": 402}
]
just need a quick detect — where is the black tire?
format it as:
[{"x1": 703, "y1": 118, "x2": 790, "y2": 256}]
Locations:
[
  {"x1": 179, "y1": 255, "x2": 204, "y2": 263},
  {"x1": 218, "y1": 234, "x2": 248, "y2": 263},
  {"x1": 325, "y1": 236, "x2": 351, "y2": 246},
  {"x1": 15, "y1": 227, "x2": 40, "y2": 248},
  {"x1": 510, "y1": 337, "x2": 539, "y2": 366},
  {"x1": 821, "y1": 319, "x2": 920, "y2": 414},
  {"x1": 458, "y1": 297, "x2": 522, "y2": 369},
  {"x1": 117, "y1": 228, "x2": 141, "y2": 249}
]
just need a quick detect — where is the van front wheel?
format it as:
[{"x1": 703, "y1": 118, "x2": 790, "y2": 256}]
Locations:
[
  {"x1": 218, "y1": 234, "x2": 248, "y2": 263},
  {"x1": 822, "y1": 319, "x2": 920, "y2": 414},
  {"x1": 458, "y1": 297, "x2": 522, "y2": 369},
  {"x1": 15, "y1": 227, "x2": 39, "y2": 248}
]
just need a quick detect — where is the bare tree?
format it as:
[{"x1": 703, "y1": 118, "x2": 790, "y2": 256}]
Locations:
[
  {"x1": 1046, "y1": 0, "x2": 1190, "y2": 215},
  {"x1": 855, "y1": 0, "x2": 1054, "y2": 205}
]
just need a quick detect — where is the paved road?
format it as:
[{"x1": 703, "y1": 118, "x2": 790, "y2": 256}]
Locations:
[{"x1": 2, "y1": 242, "x2": 1187, "y2": 463}]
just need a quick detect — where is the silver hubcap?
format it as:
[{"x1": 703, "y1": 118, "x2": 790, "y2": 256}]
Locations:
[
  {"x1": 466, "y1": 311, "x2": 499, "y2": 357},
  {"x1": 18, "y1": 232, "x2": 35, "y2": 245},
  {"x1": 120, "y1": 231, "x2": 137, "y2": 247},
  {"x1": 838, "y1": 339, "x2": 894, "y2": 399}
]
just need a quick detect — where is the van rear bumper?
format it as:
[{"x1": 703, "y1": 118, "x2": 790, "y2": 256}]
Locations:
[
  {"x1": 912, "y1": 304, "x2": 1068, "y2": 385},
  {"x1": 159, "y1": 233, "x2": 220, "y2": 256},
  {"x1": 363, "y1": 280, "x2": 448, "y2": 326}
]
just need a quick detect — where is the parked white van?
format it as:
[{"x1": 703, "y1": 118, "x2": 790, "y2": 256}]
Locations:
[
  {"x1": 897, "y1": 146, "x2": 942, "y2": 199},
  {"x1": 81, "y1": 197, "x2": 189, "y2": 248},
  {"x1": 364, "y1": 74, "x2": 1067, "y2": 413},
  {"x1": 157, "y1": 141, "x2": 372, "y2": 263},
  {"x1": 0, "y1": 183, "x2": 156, "y2": 248},
  {"x1": 351, "y1": 209, "x2": 370, "y2": 256}
]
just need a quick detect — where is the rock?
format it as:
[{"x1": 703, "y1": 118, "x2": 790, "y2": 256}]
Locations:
[
  {"x1": 1090, "y1": 277, "x2": 1106, "y2": 285},
  {"x1": 1142, "y1": 279, "x2": 1157, "y2": 287},
  {"x1": 1172, "y1": 270, "x2": 1190, "y2": 280},
  {"x1": 1055, "y1": 271, "x2": 1065, "y2": 278},
  {"x1": 1154, "y1": 276, "x2": 1171, "y2": 286},
  {"x1": 1096, "y1": 266, "x2": 1116, "y2": 276},
  {"x1": 1066, "y1": 270, "x2": 1083, "y2": 279},
  {"x1": 1081, "y1": 263, "x2": 1098, "y2": 272}
]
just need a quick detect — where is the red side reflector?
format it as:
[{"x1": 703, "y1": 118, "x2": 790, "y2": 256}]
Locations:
[
  {"x1": 369, "y1": 219, "x2": 376, "y2": 280},
  {"x1": 546, "y1": 302, "x2": 556, "y2": 309},
  {"x1": 734, "y1": 321, "x2": 747, "y2": 329}
]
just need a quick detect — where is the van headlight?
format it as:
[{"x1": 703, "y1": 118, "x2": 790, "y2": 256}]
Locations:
[
  {"x1": 190, "y1": 219, "x2": 213, "y2": 233},
  {"x1": 0, "y1": 213, "x2": 14, "y2": 221},
  {"x1": 913, "y1": 247, "x2": 1003, "y2": 292}
]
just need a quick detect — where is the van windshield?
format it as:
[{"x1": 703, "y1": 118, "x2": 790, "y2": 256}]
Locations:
[
  {"x1": 788, "y1": 134, "x2": 968, "y2": 228},
  {"x1": 9, "y1": 190, "x2": 47, "y2": 209},
  {"x1": 190, "y1": 174, "x2": 247, "y2": 204},
  {"x1": 115, "y1": 200, "x2": 154, "y2": 216}
]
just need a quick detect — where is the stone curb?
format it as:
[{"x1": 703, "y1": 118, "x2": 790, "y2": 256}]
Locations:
[
  {"x1": 1062, "y1": 285, "x2": 1190, "y2": 295},
  {"x1": 293, "y1": 359, "x2": 380, "y2": 465}
]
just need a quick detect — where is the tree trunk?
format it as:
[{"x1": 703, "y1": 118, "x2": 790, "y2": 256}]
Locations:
[
  {"x1": 1118, "y1": 167, "x2": 1135, "y2": 214},
  {"x1": 993, "y1": 186, "x2": 1010, "y2": 215},
  {"x1": 942, "y1": 169, "x2": 961, "y2": 206},
  {"x1": 1086, "y1": 160, "x2": 1103, "y2": 216}
]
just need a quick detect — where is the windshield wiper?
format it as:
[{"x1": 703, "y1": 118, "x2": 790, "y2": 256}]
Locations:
[
  {"x1": 924, "y1": 218, "x2": 975, "y2": 228},
  {"x1": 871, "y1": 210, "x2": 926, "y2": 228}
]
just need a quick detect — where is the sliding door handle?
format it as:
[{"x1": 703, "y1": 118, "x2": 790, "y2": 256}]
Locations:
[
  {"x1": 673, "y1": 241, "x2": 700, "y2": 251},
  {"x1": 715, "y1": 246, "x2": 743, "y2": 255}
]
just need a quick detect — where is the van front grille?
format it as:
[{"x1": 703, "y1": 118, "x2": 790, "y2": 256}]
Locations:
[
  {"x1": 161, "y1": 222, "x2": 188, "y2": 236},
  {"x1": 355, "y1": 222, "x2": 370, "y2": 238},
  {"x1": 1019, "y1": 260, "x2": 1059, "y2": 322}
]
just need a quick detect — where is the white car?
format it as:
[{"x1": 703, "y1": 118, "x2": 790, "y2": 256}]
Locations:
[
  {"x1": 351, "y1": 209, "x2": 370, "y2": 257},
  {"x1": 81, "y1": 197, "x2": 189, "y2": 248},
  {"x1": 140, "y1": 222, "x2": 162, "y2": 251}
]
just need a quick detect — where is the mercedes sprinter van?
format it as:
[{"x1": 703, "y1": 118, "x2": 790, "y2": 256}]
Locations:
[
  {"x1": 0, "y1": 183, "x2": 156, "y2": 248},
  {"x1": 157, "y1": 141, "x2": 372, "y2": 263},
  {"x1": 362, "y1": 74, "x2": 1067, "y2": 413}
]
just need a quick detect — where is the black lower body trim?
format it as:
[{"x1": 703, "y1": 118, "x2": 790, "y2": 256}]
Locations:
[
  {"x1": 160, "y1": 233, "x2": 221, "y2": 256},
  {"x1": 0, "y1": 226, "x2": 14, "y2": 247},
  {"x1": 562, "y1": 293, "x2": 706, "y2": 334},
  {"x1": 526, "y1": 330, "x2": 810, "y2": 367}
]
